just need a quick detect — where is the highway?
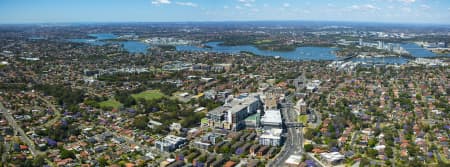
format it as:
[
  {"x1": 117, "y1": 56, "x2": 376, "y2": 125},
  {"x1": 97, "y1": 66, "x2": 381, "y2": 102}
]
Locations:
[{"x1": 268, "y1": 96, "x2": 304, "y2": 167}]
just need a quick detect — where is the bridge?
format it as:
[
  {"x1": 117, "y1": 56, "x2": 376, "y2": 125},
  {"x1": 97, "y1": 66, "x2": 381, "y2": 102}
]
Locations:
[
  {"x1": 338, "y1": 55, "x2": 355, "y2": 61},
  {"x1": 285, "y1": 122, "x2": 304, "y2": 128}
]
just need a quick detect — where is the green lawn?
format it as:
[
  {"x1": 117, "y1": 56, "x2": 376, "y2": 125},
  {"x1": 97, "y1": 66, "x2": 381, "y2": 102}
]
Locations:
[
  {"x1": 99, "y1": 99, "x2": 122, "y2": 109},
  {"x1": 132, "y1": 90, "x2": 165, "y2": 101},
  {"x1": 254, "y1": 39, "x2": 274, "y2": 44},
  {"x1": 298, "y1": 115, "x2": 308, "y2": 124}
]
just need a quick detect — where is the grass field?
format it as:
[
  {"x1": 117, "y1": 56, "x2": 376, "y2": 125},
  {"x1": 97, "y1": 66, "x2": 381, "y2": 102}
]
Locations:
[
  {"x1": 254, "y1": 39, "x2": 274, "y2": 44},
  {"x1": 99, "y1": 99, "x2": 122, "y2": 109},
  {"x1": 298, "y1": 115, "x2": 308, "y2": 124},
  {"x1": 132, "y1": 90, "x2": 165, "y2": 101}
]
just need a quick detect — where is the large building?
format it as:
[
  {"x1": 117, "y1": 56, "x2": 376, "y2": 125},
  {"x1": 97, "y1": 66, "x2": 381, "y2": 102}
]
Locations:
[
  {"x1": 155, "y1": 135, "x2": 187, "y2": 152},
  {"x1": 261, "y1": 109, "x2": 282, "y2": 129},
  {"x1": 263, "y1": 87, "x2": 285, "y2": 110},
  {"x1": 206, "y1": 93, "x2": 262, "y2": 131},
  {"x1": 259, "y1": 128, "x2": 283, "y2": 146}
]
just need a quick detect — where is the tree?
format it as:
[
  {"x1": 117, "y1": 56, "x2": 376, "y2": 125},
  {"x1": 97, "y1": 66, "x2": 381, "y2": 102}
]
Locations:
[
  {"x1": 133, "y1": 116, "x2": 149, "y2": 130},
  {"x1": 385, "y1": 147, "x2": 393, "y2": 158},
  {"x1": 60, "y1": 149, "x2": 76, "y2": 159},
  {"x1": 359, "y1": 157, "x2": 370, "y2": 167},
  {"x1": 304, "y1": 128, "x2": 316, "y2": 140},
  {"x1": 97, "y1": 156, "x2": 108, "y2": 166},
  {"x1": 366, "y1": 149, "x2": 378, "y2": 159},
  {"x1": 219, "y1": 146, "x2": 230, "y2": 154},
  {"x1": 32, "y1": 155, "x2": 46, "y2": 167},
  {"x1": 368, "y1": 138, "x2": 378, "y2": 147},
  {"x1": 304, "y1": 144, "x2": 314, "y2": 152}
]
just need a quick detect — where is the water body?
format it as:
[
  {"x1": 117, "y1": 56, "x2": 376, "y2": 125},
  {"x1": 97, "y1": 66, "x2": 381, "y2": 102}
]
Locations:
[
  {"x1": 401, "y1": 43, "x2": 450, "y2": 58},
  {"x1": 68, "y1": 33, "x2": 149, "y2": 54},
  {"x1": 121, "y1": 41, "x2": 150, "y2": 54},
  {"x1": 68, "y1": 38, "x2": 106, "y2": 46},
  {"x1": 178, "y1": 42, "x2": 410, "y2": 64},
  {"x1": 88, "y1": 33, "x2": 117, "y2": 40},
  {"x1": 29, "y1": 36, "x2": 47, "y2": 40},
  {"x1": 177, "y1": 42, "x2": 338, "y2": 61},
  {"x1": 67, "y1": 33, "x2": 445, "y2": 64}
]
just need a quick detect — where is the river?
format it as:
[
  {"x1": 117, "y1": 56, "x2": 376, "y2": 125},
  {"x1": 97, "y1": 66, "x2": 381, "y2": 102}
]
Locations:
[{"x1": 67, "y1": 33, "x2": 448, "y2": 64}]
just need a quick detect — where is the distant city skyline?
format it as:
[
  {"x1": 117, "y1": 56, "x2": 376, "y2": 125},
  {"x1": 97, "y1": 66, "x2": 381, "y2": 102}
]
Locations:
[{"x1": 1, "y1": 0, "x2": 450, "y2": 24}]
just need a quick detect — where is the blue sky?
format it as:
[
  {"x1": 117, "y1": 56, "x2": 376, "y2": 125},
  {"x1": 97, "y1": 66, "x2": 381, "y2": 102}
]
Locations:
[{"x1": 1, "y1": 0, "x2": 449, "y2": 24}]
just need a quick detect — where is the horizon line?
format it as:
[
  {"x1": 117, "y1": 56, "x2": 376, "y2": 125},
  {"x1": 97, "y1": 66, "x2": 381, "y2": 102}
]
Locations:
[{"x1": 1, "y1": 19, "x2": 450, "y2": 26}]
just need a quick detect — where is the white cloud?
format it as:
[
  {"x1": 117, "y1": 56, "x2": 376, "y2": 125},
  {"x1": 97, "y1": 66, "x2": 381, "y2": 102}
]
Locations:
[
  {"x1": 250, "y1": 8, "x2": 260, "y2": 12},
  {"x1": 401, "y1": 7, "x2": 412, "y2": 12},
  {"x1": 283, "y1": 3, "x2": 290, "y2": 8},
  {"x1": 398, "y1": 0, "x2": 416, "y2": 3},
  {"x1": 238, "y1": 0, "x2": 255, "y2": 3},
  {"x1": 419, "y1": 4, "x2": 431, "y2": 10},
  {"x1": 350, "y1": 4, "x2": 379, "y2": 10},
  {"x1": 175, "y1": 2, "x2": 198, "y2": 7},
  {"x1": 151, "y1": 0, "x2": 171, "y2": 5}
]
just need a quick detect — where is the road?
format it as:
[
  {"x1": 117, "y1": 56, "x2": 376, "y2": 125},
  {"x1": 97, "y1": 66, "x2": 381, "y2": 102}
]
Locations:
[
  {"x1": 306, "y1": 153, "x2": 327, "y2": 167},
  {"x1": 268, "y1": 96, "x2": 304, "y2": 167},
  {"x1": 0, "y1": 102, "x2": 42, "y2": 156},
  {"x1": 37, "y1": 95, "x2": 61, "y2": 128},
  {"x1": 2, "y1": 139, "x2": 10, "y2": 162}
]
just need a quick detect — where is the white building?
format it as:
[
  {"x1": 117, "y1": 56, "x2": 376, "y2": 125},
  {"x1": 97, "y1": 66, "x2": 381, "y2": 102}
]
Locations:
[
  {"x1": 261, "y1": 109, "x2": 282, "y2": 129},
  {"x1": 206, "y1": 93, "x2": 262, "y2": 131},
  {"x1": 259, "y1": 128, "x2": 283, "y2": 146},
  {"x1": 285, "y1": 155, "x2": 303, "y2": 166},
  {"x1": 320, "y1": 152, "x2": 345, "y2": 165},
  {"x1": 155, "y1": 135, "x2": 187, "y2": 152}
]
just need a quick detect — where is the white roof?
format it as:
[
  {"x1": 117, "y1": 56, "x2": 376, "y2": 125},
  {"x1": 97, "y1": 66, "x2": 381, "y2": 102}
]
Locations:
[
  {"x1": 320, "y1": 152, "x2": 345, "y2": 161},
  {"x1": 194, "y1": 107, "x2": 206, "y2": 112},
  {"x1": 261, "y1": 109, "x2": 282, "y2": 124},
  {"x1": 373, "y1": 145, "x2": 386, "y2": 151},
  {"x1": 285, "y1": 155, "x2": 303, "y2": 165},
  {"x1": 260, "y1": 128, "x2": 283, "y2": 139}
]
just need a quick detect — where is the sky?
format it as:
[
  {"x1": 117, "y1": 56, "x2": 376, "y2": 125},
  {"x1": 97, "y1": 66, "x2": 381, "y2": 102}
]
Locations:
[{"x1": 1, "y1": 0, "x2": 450, "y2": 24}]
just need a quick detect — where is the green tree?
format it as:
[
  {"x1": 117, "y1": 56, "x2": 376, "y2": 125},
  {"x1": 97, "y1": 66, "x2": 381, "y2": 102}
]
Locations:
[
  {"x1": 32, "y1": 155, "x2": 46, "y2": 167},
  {"x1": 133, "y1": 116, "x2": 149, "y2": 130},
  {"x1": 304, "y1": 144, "x2": 314, "y2": 152},
  {"x1": 98, "y1": 156, "x2": 108, "y2": 166},
  {"x1": 60, "y1": 148, "x2": 76, "y2": 159},
  {"x1": 219, "y1": 146, "x2": 230, "y2": 154},
  {"x1": 366, "y1": 149, "x2": 378, "y2": 159},
  {"x1": 385, "y1": 147, "x2": 393, "y2": 158},
  {"x1": 368, "y1": 138, "x2": 378, "y2": 147}
]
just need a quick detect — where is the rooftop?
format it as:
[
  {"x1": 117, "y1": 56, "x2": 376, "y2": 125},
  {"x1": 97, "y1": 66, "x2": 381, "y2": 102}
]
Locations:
[
  {"x1": 261, "y1": 109, "x2": 282, "y2": 125},
  {"x1": 260, "y1": 128, "x2": 283, "y2": 139},
  {"x1": 209, "y1": 93, "x2": 261, "y2": 116},
  {"x1": 285, "y1": 155, "x2": 303, "y2": 165}
]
